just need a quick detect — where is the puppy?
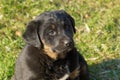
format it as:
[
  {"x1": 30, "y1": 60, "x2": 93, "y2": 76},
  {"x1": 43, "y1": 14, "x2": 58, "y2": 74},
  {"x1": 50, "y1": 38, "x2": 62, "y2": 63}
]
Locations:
[{"x1": 12, "y1": 10, "x2": 89, "y2": 80}]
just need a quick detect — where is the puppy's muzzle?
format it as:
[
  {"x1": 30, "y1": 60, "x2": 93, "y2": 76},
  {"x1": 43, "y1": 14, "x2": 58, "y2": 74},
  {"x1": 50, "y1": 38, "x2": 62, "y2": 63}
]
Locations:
[
  {"x1": 52, "y1": 39, "x2": 74, "y2": 54},
  {"x1": 64, "y1": 40, "x2": 73, "y2": 48}
]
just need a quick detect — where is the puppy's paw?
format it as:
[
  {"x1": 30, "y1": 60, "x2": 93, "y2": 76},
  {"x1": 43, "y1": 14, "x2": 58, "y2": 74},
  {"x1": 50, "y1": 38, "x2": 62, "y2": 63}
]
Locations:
[
  {"x1": 69, "y1": 66, "x2": 80, "y2": 79},
  {"x1": 58, "y1": 74, "x2": 69, "y2": 80}
]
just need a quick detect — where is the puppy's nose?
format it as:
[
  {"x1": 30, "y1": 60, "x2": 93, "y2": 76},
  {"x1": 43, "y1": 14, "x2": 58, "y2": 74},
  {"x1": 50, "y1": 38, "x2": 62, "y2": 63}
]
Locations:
[{"x1": 64, "y1": 40, "x2": 72, "y2": 47}]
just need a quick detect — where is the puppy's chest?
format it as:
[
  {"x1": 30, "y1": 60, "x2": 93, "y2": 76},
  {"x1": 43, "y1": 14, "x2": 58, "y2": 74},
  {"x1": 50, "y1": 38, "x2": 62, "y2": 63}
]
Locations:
[{"x1": 45, "y1": 61, "x2": 70, "y2": 80}]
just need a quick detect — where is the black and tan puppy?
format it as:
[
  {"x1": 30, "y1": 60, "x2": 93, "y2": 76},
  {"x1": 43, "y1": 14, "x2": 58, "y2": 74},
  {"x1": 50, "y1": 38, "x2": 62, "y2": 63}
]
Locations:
[{"x1": 12, "y1": 10, "x2": 89, "y2": 80}]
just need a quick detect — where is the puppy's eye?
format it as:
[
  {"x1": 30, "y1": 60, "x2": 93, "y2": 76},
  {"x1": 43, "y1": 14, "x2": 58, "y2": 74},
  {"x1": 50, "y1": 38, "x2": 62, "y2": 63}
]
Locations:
[{"x1": 48, "y1": 30, "x2": 56, "y2": 36}]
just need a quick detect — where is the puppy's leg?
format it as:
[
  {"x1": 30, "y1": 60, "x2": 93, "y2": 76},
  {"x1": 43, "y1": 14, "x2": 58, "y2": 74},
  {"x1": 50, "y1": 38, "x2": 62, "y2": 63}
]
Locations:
[
  {"x1": 58, "y1": 66, "x2": 80, "y2": 80},
  {"x1": 59, "y1": 74, "x2": 69, "y2": 80},
  {"x1": 67, "y1": 49, "x2": 89, "y2": 80},
  {"x1": 79, "y1": 55, "x2": 89, "y2": 80},
  {"x1": 69, "y1": 66, "x2": 80, "y2": 79}
]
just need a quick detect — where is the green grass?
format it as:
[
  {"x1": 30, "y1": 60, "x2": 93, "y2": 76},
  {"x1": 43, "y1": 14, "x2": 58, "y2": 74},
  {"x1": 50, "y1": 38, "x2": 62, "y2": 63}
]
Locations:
[{"x1": 0, "y1": 0, "x2": 120, "y2": 80}]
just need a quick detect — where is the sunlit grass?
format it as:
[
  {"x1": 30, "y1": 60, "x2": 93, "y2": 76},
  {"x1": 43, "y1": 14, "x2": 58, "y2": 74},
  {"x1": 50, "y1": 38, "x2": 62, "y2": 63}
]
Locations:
[{"x1": 0, "y1": 0, "x2": 120, "y2": 80}]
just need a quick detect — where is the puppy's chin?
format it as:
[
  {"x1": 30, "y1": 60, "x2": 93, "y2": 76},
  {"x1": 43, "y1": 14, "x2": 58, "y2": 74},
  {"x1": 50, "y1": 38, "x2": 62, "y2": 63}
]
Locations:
[
  {"x1": 53, "y1": 48, "x2": 72, "y2": 59},
  {"x1": 57, "y1": 53, "x2": 67, "y2": 59}
]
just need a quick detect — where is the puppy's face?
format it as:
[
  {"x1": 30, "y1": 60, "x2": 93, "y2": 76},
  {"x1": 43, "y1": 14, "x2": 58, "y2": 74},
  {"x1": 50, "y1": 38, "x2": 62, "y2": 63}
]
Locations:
[{"x1": 23, "y1": 10, "x2": 76, "y2": 60}]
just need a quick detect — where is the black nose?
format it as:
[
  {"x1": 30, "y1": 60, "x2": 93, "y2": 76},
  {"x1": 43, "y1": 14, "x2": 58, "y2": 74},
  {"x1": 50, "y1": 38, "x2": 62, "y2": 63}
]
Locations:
[{"x1": 64, "y1": 40, "x2": 73, "y2": 47}]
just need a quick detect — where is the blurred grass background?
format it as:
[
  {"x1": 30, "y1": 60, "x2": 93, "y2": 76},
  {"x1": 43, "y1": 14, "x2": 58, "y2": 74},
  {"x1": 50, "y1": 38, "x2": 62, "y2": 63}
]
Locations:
[{"x1": 0, "y1": 0, "x2": 120, "y2": 80}]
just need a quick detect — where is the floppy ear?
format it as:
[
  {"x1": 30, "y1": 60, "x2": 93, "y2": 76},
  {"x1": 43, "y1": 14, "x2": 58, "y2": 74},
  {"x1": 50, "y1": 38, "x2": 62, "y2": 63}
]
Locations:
[
  {"x1": 63, "y1": 11, "x2": 76, "y2": 33},
  {"x1": 23, "y1": 20, "x2": 42, "y2": 48}
]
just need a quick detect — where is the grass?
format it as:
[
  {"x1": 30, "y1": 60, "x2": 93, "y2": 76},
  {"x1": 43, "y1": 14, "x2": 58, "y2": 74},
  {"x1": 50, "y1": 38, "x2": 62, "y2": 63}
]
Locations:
[{"x1": 0, "y1": 0, "x2": 120, "y2": 80}]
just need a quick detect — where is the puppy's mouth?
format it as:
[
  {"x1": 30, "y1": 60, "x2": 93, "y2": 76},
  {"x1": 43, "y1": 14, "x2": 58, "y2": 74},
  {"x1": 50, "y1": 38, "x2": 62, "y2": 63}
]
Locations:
[
  {"x1": 52, "y1": 47, "x2": 72, "y2": 59},
  {"x1": 52, "y1": 41, "x2": 74, "y2": 54},
  {"x1": 52, "y1": 46, "x2": 73, "y2": 54}
]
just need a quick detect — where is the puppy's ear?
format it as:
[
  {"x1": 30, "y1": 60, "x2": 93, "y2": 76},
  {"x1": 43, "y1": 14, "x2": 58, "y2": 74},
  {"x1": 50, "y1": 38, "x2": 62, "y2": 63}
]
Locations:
[
  {"x1": 63, "y1": 11, "x2": 76, "y2": 33},
  {"x1": 23, "y1": 20, "x2": 42, "y2": 48}
]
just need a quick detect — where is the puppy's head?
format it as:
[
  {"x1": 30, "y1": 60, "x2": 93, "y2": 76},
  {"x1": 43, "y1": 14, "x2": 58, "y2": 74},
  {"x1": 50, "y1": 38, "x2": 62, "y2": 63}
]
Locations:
[{"x1": 23, "y1": 10, "x2": 76, "y2": 60}]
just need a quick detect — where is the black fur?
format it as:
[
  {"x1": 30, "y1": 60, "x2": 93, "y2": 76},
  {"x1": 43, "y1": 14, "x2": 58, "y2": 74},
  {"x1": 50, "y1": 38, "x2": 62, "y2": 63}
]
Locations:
[{"x1": 12, "y1": 10, "x2": 89, "y2": 80}]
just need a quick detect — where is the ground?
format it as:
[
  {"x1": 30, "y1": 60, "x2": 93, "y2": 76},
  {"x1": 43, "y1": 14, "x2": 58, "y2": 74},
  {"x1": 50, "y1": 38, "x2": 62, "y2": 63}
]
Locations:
[{"x1": 0, "y1": 0, "x2": 120, "y2": 80}]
